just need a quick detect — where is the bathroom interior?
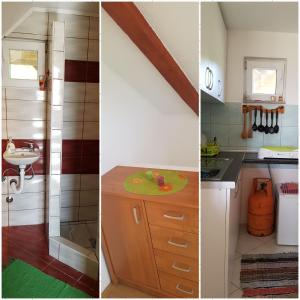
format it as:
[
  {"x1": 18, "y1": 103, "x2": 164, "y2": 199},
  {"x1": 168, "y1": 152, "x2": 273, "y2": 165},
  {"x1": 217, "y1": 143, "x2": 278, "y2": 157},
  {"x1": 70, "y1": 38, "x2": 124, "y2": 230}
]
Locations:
[{"x1": 2, "y1": 2, "x2": 99, "y2": 297}]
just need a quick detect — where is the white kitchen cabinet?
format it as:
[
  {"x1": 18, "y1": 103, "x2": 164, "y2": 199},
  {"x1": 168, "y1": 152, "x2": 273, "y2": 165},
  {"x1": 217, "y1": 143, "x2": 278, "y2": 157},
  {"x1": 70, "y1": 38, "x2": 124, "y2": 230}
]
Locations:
[
  {"x1": 201, "y1": 172, "x2": 241, "y2": 297},
  {"x1": 201, "y1": 2, "x2": 227, "y2": 102}
]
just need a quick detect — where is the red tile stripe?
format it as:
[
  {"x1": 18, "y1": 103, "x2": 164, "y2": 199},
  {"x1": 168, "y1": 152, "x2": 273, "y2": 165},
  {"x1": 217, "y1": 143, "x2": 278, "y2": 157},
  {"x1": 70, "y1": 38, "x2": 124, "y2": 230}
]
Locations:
[
  {"x1": 2, "y1": 139, "x2": 99, "y2": 175},
  {"x1": 65, "y1": 60, "x2": 99, "y2": 83}
]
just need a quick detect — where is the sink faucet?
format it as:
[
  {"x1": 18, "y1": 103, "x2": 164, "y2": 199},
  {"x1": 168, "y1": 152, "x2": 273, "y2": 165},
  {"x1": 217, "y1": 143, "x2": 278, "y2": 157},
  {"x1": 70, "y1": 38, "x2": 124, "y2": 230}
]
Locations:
[{"x1": 23, "y1": 142, "x2": 36, "y2": 152}]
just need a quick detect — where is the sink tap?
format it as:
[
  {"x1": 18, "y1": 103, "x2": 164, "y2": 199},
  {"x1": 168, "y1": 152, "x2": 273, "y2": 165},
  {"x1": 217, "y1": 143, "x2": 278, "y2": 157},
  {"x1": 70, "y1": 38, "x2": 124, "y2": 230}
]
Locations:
[{"x1": 23, "y1": 142, "x2": 35, "y2": 152}]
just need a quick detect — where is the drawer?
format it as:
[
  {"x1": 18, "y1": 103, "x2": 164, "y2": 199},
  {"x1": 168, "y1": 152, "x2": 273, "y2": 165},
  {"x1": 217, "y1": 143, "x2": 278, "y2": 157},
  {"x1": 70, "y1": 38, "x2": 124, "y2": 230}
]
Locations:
[
  {"x1": 154, "y1": 249, "x2": 198, "y2": 282},
  {"x1": 145, "y1": 202, "x2": 198, "y2": 233},
  {"x1": 159, "y1": 271, "x2": 199, "y2": 298},
  {"x1": 150, "y1": 225, "x2": 198, "y2": 258}
]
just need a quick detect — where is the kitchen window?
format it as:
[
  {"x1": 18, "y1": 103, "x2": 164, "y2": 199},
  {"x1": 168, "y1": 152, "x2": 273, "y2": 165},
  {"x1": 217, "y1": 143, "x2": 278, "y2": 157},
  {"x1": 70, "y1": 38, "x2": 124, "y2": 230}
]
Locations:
[{"x1": 244, "y1": 57, "x2": 286, "y2": 103}]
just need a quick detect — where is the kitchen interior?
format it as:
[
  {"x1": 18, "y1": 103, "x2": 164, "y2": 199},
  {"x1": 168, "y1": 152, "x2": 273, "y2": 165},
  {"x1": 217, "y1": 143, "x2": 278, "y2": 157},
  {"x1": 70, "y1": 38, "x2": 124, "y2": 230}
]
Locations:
[
  {"x1": 101, "y1": 2, "x2": 199, "y2": 298},
  {"x1": 201, "y1": 2, "x2": 298, "y2": 298}
]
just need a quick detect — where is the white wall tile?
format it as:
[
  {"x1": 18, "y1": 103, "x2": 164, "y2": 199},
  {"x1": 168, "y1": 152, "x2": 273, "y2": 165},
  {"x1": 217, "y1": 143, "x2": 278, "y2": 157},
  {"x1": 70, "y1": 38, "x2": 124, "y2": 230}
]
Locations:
[
  {"x1": 6, "y1": 100, "x2": 46, "y2": 121},
  {"x1": 63, "y1": 122, "x2": 83, "y2": 139},
  {"x1": 50, "y1": 153, "x2": 61, "y2": 174},
  {"x1": 50, "y1": 13, "x2": 89, "y2": 39},
  {"x1": 13, "y1": 11, "x2": 48, "y2": 36},
  {"x1": 51, "y1": 106, "x2": 63, "y2": 129},
  {"x1": 80, "y1": 174, "x2": 99, "y2": 190},
  {"x1": 61, "y1": 191, "x2": 80, "y2": 207},
  {"x1": 49, "y1": 195, "x2": 60, "y2": 217},
  {"x1": 51, "y1": 80, "x2": 64, "y2": 105},
  {"x1": 2, "y1": 195, "x2": 8, "y2": 212},
  {"x1": 88, "y1": 40, "x2": 99, "y2": 62},
  {"x1": 49, "y1": 216, "x2": 60, "y2": 236},
  {"x1": 83, "y1": 122, "x2": 98, "y2": 140},
  {"x1": 61, "y1": 174, "x2": 81, "y2": 191},
  {"x1": 80, "y1": 190, "x2": 99, "y2": 206},
  {"x1": 2, "y1": 212, "x2": 8, "y2": 227},
  {"x1": 49, "y1": 237, "x2": 60, "y2": 259},
  {"x1": 7, "y1": 192, "x2": 45, "y2": 211},
  {"x1": 6, "y1": 120, "x2": 45, "y2": 139},
  {"x1": 64, "y1": 82, "x2": 85, "y2": 102},
  {"x1": 65, "y1": 38, "x2": 88, "y2": 60},
  {"x1": 61, "y1": 207, "x2": 79, "y2": 222},
  {"x1": 9, "y1": 209, "x2": 44, "y2": 226},
  {"x1": 59, "y1": 241, "x2": 98, "y2": 279},
  {"x1": 50, "y1": 129, "x2": 62, "y2": 153},
  {"x1": 52, "y1": 21, "x2": 65, "y2": 51},
  {"x1": 84, "y1": 103, "x2": 99, "y2": 121},
  {"x1": 5, "y1": 88, "x2": 46, "y2": 101},
  {"x1": 63, "y1": 102, "x2": 84, "y2": 122},
  {"x1": 2, "y1": 175, "x2": 45, "y2": 194},
  {"x1": 89, "y1": 17, "x2": 99, "y2": 40},
  {"x1": 9, "y1": 32, "x2": 48, "y2": 41},
  {"x1": 85, "y1": 83, "x2": 99, "y2": 102},
  {"x1": 79, "y1": 206, "x2": 98, "y2": 221},
  {"x1": 52, "y1": 51, "x2": 65, "y2": 80},
  {"x1": 49, "y1": 175, "x2": 61, "y2": 196},
  {"x1": 2, "y1": 120, "x2": 7, "y2": 139}
]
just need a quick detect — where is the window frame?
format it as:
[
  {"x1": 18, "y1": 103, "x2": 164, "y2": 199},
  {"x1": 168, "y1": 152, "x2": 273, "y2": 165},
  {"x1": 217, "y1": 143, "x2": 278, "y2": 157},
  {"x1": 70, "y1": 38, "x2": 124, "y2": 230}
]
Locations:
[
  {"x1": 244, "y1": 57, "x2": 286, "y2": 102},
  {"x1": 3, "y1": 39, "x2": 45, "y2": 88}
]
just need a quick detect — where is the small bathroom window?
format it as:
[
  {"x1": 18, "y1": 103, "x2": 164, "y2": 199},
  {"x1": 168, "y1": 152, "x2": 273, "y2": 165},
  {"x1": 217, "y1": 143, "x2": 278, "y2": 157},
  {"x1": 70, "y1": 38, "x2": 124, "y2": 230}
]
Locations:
[
  {"x1": 3, "y1": 40, "x2": 45, "y2": 87},
  {"x1": 244, "y1": 57, "x2": 286, "y2": 103},
  {"x1": 9, "y1": 49, "x2": 38, "y2": 80}
]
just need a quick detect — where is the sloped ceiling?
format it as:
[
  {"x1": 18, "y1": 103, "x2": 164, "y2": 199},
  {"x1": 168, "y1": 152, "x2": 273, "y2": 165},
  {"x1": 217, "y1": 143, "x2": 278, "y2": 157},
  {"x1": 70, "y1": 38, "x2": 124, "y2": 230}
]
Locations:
[
  {"x1": 2, "y1": 2, "x2": 98, "y2": 37},
  {"x1": 220, "y1": 2, "x2": 297, "y2": 33}
]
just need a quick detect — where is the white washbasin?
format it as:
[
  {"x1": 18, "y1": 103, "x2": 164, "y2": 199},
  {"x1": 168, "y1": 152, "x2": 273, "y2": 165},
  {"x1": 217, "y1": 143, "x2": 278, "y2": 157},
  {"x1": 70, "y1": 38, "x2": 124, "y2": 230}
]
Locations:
[{"x1": 3, "y1": 149, "x2": 40, "y2": 167}]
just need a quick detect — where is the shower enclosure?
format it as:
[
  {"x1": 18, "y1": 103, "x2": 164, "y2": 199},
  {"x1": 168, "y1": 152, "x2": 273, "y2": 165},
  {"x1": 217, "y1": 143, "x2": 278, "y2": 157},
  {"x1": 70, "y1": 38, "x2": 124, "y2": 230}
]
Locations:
[{"x1": 46, "y1": 7, "x2": 99, "y2": 280}]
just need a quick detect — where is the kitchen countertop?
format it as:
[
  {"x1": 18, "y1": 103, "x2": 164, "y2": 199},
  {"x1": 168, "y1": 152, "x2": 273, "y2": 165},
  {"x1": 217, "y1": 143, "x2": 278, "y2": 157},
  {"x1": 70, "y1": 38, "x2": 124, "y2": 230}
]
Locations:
[{"x1": 201, "y1": 151, "x2": 298, "y2": 189}]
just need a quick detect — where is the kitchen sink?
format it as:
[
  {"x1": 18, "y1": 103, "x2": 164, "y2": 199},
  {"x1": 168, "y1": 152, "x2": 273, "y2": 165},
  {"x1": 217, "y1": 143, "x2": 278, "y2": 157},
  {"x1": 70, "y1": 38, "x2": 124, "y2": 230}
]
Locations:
[{"x1": 201, "y1": 157, "x2": 233, "y2": 181}]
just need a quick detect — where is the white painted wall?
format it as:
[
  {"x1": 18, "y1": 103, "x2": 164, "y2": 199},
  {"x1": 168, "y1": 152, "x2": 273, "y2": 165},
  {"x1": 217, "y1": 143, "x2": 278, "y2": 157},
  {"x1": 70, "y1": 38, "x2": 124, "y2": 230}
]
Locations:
[
  {"x1": 101, "y1": 7, "x2": 198, "y2": 291},
  {"x1": 226, "y1": 30, "x2": 298, "y2": 104},
  {"x1": 101, "y1": 9, "x2": 198, "y2": 175}
]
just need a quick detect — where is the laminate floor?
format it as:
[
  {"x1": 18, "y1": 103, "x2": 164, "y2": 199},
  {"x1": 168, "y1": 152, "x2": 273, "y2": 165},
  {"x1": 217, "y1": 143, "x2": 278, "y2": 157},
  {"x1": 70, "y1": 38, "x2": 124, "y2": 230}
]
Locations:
[{"x1": 102, "y1": 283, "x2": 153, "y2": 298}]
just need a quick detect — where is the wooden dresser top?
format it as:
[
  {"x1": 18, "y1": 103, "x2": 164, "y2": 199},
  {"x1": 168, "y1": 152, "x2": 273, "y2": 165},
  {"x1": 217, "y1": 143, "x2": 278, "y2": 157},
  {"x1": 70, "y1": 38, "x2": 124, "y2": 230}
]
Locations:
[{"x1": 102, "y1": 166, "x2": 199, "y2": 208}]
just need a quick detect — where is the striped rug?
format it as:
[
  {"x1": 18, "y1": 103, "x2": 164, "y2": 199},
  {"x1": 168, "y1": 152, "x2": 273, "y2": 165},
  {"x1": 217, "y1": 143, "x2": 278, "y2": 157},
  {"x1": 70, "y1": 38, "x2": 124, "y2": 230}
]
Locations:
[{"x1": 240, "y1": 252, "x2": 298, "y2": 298}]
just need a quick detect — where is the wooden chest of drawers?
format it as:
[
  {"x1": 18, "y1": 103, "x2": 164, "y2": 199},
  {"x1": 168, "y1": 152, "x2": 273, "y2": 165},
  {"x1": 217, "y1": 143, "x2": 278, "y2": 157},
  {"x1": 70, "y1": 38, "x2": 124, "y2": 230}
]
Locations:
[{"x1": 102, "y1": 166, "x2": 199, "y2": 298}]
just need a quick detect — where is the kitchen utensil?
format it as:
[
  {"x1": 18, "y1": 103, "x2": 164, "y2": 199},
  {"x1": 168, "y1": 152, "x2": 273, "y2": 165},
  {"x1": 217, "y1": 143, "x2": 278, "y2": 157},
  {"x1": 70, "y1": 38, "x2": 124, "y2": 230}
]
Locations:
[
  {"x1": 252, "y1": 108, "x2": 258, "y2": 131},
  {"x1": 274, "y1": 109, "x2": 279, "y2": 133},
  {"x1": 264, "y1": 111, "x2": 269, "y2": 134},
  {"x1": 269, "y1": 111, "x2": 274, "y2": 134},
  {"x1": 248, "y1": 110, "x2": 253, "y2": 138},
  {"x1": 241, "y1": 110, "x2": 248, "y2": 139},
  {"x1": 258, "y1": 109, "x2": 264, "y2": 132}
]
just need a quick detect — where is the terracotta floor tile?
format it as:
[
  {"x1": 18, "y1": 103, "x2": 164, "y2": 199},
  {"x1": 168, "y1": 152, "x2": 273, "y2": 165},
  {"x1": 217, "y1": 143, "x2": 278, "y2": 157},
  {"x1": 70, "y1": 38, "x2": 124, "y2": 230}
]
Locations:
[
  {"x1": 3, "y1": 224, "x2": 98, "y2": 296},
  {"x1": 50, "y1": 259, "x2": 83, "y2": 280},
  {"x1": 43, "y1": 265, "x2": 77, "y2": 286},
  {"x1": 79, "y1": 274, "x2": 99, "y2": 291},
  {"x1": 73, "y1": 281, "x2": 99, "y2": 298}
]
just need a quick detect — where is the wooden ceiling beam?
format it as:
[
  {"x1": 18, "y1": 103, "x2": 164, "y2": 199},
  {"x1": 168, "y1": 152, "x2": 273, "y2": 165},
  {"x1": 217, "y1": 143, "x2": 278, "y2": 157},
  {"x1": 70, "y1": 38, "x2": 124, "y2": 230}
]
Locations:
[{"x1": 102, "y1": 2, "x2": 199, "y2": 115}]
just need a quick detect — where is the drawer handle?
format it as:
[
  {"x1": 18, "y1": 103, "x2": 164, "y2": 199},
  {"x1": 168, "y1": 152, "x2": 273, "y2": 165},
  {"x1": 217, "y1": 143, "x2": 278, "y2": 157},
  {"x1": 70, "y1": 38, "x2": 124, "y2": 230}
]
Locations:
[
  {"x1": 168, "y1": 239, "x2": 188, "y2": 248},
  {"x1": 132, "y1": 207, "x2": 140, "y2": 224},
  {"x1": 176, "y1": 283, "x2": 194, "y2": 295},
  {"x1": 163, "y1": 213, "x2": 184, "y2": 221},
  {"x1": 172, "y1": 262, "x2": 192, "y2": 273}
]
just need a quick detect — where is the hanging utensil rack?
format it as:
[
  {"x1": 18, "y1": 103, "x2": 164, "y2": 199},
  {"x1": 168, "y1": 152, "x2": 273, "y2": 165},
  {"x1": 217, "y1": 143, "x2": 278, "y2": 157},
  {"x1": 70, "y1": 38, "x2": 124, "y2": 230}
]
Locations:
[
  {"x1": 241, "y1": 105, "x2": 284, "y2": 139},
  {"x1": 242, "y1": 105, "x2": 285, "y2": 114}
]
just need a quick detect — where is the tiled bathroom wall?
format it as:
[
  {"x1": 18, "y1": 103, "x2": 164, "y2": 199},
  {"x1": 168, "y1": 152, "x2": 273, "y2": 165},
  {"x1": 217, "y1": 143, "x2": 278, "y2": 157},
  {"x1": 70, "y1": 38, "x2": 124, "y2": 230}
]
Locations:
[
  {"x1": 201, "y1": 102, "x2": 298, "y2": 151},
  {"x1": 2, "y1": 10, "x2": 99, "y2": 227},
  {"x1": 59, "y1": 12, "x2": 99, "y2": 223}
]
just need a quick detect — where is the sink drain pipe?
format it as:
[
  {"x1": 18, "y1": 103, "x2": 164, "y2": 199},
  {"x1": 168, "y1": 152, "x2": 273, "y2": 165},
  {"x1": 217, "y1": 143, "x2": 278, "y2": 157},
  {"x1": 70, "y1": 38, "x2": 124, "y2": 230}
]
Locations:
[{"x1": 10, "y1": 166, "x2": 26, "y2": 194}]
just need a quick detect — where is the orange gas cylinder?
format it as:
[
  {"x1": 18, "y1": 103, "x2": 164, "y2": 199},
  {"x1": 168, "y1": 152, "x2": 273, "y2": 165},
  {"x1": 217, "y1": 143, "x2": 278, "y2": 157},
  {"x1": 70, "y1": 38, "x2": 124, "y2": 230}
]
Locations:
[{"x1": 247, "y1": 178, "x2": 274, "y2": 236}]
